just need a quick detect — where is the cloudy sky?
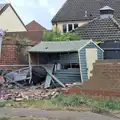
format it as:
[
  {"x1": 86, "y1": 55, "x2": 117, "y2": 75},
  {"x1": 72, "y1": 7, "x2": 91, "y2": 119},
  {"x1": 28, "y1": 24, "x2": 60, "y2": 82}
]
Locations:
[{"x1": 0, "y1": 0, "x2": 66, "y2": 30}]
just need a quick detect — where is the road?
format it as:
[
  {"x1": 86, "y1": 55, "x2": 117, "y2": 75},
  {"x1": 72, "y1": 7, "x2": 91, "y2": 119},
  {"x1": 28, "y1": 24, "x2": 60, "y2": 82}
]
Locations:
[{"x1": 0, "y1": 108, "x2": 119, "y2": 120}]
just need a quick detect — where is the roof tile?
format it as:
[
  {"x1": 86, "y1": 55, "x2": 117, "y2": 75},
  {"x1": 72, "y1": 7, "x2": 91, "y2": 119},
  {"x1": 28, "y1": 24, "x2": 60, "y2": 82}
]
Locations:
[
  {"x1": 52, "y1": 0, "x2": 120, "y2": 22},
  {"x1": 74, "y1": 17, "x2": 120, "y2": 41}
]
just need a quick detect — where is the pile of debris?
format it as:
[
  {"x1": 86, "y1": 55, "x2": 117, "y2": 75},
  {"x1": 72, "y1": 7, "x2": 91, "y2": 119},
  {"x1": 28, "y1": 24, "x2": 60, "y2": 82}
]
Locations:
[
  {"x1": 0, "y1": 86, "x2": 59, "y2": 101},
  {"x1": 0, "y1": 66, "x2": 64, "y2": 101}
]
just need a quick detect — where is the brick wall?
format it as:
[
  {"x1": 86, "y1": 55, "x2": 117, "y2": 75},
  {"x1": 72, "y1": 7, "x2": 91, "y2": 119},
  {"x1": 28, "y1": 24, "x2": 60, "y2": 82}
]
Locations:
[
  {"x1": 0, "y1": 41, "x2": 26, "y2": 70},
  {"x1": 63, "y1": 60, "x2": 120, "y2": 97}
]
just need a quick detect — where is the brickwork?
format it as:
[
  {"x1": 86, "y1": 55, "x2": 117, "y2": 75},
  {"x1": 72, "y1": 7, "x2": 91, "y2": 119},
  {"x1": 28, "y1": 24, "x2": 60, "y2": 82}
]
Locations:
[
  {"x1": 64, "y1": 60, "x2": 120, "y2": 97},
  {"x1": 0, "y1": 41, "x2": 25, "y2": 70}
]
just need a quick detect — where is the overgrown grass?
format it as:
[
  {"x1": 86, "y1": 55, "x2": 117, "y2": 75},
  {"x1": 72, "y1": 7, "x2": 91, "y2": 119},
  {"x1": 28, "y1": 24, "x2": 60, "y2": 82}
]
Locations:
[
  {"x1": 53, "y1": 93, "x2": 120, "y2": 111},
  {"x1": 1, "y1": 93, "x2": 120, "y2": 112}
]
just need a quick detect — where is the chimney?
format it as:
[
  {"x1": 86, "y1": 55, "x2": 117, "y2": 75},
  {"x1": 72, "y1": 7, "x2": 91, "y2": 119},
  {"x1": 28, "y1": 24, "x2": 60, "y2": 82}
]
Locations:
[{"x1": 100, "y1": 6, "x2": 114, "y2": 19}]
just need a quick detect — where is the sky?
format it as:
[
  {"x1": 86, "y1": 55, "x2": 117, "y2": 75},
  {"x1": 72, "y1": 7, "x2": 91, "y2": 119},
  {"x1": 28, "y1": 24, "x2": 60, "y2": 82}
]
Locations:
[{"x1": 0, "y1": 0, "x2": 66, "y2": 30}]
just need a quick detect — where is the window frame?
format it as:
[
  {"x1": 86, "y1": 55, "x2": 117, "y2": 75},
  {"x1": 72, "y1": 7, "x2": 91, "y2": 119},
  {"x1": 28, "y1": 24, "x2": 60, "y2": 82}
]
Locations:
[{"x1": 62, "y1": 23, "x2": 79, "y2": 32}]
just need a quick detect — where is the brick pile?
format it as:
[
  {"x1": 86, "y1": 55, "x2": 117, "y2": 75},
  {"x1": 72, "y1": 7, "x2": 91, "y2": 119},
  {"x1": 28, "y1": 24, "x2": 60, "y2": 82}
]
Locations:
[{"x1": 80, "y1": 60, "x2": 120, "y2": 92}]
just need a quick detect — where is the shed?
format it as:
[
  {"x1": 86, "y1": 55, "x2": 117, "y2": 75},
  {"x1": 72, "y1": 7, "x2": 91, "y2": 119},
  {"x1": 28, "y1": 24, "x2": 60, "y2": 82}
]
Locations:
[{"x1": 28, "y1": 40, "x2": 103, "y2": 85}]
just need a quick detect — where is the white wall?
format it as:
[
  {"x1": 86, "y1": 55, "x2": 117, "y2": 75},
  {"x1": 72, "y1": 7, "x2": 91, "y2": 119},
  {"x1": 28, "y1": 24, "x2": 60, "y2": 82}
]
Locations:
[
  {"x1": 52, "y1": 20, "x2": 89, "y2": 32},
  {"x1": 0, "y1": 6, "x2": 27, "y2": 32}
]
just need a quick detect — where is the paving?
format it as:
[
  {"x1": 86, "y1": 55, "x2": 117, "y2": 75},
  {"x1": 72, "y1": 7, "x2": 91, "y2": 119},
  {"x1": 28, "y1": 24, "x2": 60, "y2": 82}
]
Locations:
[{"x1": 0, "y1": 108, "x2": 119, "y2": 120}]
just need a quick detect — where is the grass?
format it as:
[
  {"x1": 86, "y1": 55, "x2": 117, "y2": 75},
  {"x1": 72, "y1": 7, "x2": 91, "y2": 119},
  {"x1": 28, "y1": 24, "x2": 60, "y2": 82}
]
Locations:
[{"x1": 1, "y1": 93, "x2": 120, "y2": 112}]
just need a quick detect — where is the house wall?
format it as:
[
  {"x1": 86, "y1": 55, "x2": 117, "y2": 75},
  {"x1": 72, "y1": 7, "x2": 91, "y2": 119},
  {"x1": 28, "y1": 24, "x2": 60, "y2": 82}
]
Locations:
[
  {"x1": 80, "y1": 42, "x2": 103, "y2": 82},
  {"x1": 0, "y1": 6, "x2": 26, "y2": 32},
  {"x1": 52, "y1": 20, "x2": 89, "y2": 32}
]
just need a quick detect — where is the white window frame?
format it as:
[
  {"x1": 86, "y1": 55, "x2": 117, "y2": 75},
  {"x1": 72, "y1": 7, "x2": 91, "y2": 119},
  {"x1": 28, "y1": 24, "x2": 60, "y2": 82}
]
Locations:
[{"x1": 62, "y1": 23, "x2": 78, "y2": 32}]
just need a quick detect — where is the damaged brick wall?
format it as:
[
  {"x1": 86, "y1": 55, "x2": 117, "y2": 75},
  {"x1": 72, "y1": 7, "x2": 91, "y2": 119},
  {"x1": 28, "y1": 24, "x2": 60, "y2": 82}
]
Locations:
[
  {"x1": 63, "y1": 60, "x2": 120, "y2": 97},
  {"x1": 0, "y1": 41, "x2": 26, "y2": 70}
]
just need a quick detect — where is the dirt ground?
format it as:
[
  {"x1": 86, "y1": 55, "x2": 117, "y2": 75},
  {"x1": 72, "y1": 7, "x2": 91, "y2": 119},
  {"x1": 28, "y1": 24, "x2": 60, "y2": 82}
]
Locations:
[{"x1": 0, "y1": 108, "x2": 119, "y2": 120}]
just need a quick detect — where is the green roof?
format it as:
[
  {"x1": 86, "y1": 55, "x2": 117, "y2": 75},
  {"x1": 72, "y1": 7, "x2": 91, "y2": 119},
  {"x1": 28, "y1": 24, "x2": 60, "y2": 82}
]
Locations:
[{"x1": 28, "y1": 40, "x2": 92, "y2": 53}]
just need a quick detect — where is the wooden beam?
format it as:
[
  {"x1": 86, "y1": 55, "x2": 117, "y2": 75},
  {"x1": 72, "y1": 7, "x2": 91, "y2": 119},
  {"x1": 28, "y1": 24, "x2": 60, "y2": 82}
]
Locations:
[
  {"x1": 37, "y1": 53, "x2": 39, "y2": 65},
  {"x1": 28, "y1": 52, "x2": 32, "y2": 84},
  {"x1": 28, "y1": 53, "x2": 31, "y2": 66}
]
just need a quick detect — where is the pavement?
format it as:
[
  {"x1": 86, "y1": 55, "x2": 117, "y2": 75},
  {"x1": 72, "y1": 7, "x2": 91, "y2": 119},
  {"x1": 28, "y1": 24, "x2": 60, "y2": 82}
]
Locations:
[{"x1": 0, "y1": 108, "x2": 119, "y2": 120}]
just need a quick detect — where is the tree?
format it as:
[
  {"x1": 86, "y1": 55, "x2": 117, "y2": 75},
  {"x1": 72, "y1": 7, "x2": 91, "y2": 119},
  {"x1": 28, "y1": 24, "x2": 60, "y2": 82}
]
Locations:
[{"x1": 43, "y1": 29, "x2": 80, "y2": 41}]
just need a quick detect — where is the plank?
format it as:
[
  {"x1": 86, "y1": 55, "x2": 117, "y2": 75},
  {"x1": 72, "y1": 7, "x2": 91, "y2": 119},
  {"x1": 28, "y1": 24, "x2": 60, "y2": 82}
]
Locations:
[
  {"x1": 47, "y1": 72, "x2": 65, "y2": 88},
  {"x1": 43, "y1": 64, "x2": 54, "y2": 88}
]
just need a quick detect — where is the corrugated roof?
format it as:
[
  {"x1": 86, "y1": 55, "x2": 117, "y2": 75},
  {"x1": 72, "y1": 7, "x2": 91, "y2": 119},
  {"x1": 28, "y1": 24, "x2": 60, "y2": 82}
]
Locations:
[{"x1": 28, "y1": 40, "x2": 91, "y2": 53}]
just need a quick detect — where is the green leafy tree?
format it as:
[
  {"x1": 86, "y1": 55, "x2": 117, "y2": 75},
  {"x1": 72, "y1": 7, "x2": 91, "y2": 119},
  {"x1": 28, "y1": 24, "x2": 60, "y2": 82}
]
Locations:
[{"x1": 43, "y1": 28, "x2": 80, "y2": 41}]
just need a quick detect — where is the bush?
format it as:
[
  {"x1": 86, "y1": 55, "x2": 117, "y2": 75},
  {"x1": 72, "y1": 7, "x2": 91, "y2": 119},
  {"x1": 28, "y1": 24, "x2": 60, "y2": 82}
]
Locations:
[{"x1": 43, "y1": 29, "x2": 80, "y2": 41}]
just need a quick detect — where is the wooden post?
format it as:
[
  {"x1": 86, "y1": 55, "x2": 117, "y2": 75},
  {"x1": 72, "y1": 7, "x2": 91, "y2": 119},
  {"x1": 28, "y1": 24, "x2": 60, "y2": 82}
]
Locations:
[
  {"x1": 37, "y1": 53, "x2": 39, "y2": 65},
  {"x1": 28, "y1": 52, "x2": 32, "y2": 84}
]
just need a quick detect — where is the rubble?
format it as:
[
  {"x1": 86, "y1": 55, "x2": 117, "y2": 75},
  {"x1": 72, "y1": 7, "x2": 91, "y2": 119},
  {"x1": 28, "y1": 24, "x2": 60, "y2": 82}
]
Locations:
[
  {"x1": 0, "y1": 67, "x2": 62, "y2": 101},
  {"x1": 0, "y1": 85, "x2": 59, "y2": 101}
]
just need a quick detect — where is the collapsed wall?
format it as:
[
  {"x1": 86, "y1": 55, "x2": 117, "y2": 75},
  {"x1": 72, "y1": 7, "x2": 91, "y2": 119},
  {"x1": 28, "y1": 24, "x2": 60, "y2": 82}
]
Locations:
[
  {"x1": 81, "y1": 60, "x2": 120, "y2": 92},
  {"x1": 63, "y1": 60, "x2": 120, "y2": 96}
]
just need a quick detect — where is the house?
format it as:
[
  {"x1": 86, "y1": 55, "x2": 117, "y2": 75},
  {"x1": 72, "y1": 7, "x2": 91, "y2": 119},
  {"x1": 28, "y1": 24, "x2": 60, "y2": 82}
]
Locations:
[
  {"x1": 28, "y1": 40, "x2": 103, "y2": 85},
  {"x1": 0, "y1": 3, "x2": 27, "y2": 32},
  {"x1": 52, "y1": 0, "x2": 120, "y2": 32},
  {"x1": 73, "y1": 6, "x2": 120, "y2": 59},
  {"x1": 26, "y1": 20, "x2": 46, "y2": 31}
]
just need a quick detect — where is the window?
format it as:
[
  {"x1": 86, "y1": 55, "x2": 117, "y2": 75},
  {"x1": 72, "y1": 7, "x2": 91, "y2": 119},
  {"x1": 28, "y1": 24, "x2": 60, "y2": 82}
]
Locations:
[
  {"x1": 62, "y1": 23, "x2": 79, "y2": 32},
  {"x1": 63, "y1": 24, "x2": 67, "y2": 33},
  {"x1": 74, "y1": 24, "x2": 78, "y2": 29},
  {"x1": 68, "y1": 24, "x2": 72, "y2": 31}
]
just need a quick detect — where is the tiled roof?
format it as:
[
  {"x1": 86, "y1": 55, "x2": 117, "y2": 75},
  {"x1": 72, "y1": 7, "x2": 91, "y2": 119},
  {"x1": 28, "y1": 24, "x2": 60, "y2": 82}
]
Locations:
[
  {"x1": 5, "y1": 31, "x2": 44, "y2": 45},
  {"x1": 52, "y1": 0, "x2": 120, "y2": 23},
  {"x1": 73, "y1": 17, "x2": 120, "y2": 41},
  {"x1": 26, "y1": 20, "x2": 46, "y2": 31}
]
